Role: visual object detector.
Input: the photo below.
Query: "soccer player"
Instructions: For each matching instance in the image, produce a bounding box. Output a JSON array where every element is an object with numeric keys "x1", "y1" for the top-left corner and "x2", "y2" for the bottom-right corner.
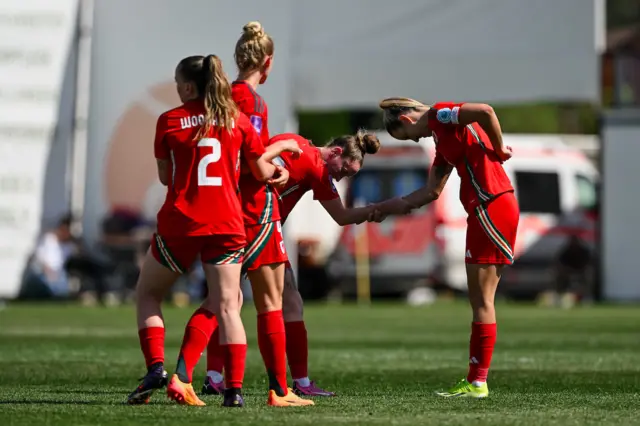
[
  {"x1": 269, "y1": 130, "x2": 381, "y2": 396},
  {"x1": 202, "y1": 21, "x2": 312, "y2": 407},
  {"x1": 126, "y1": 54, "x2": 299, "y2": 407},
  {"x1": 373, "y1": 98, "x2": 519, "y2": 398}
]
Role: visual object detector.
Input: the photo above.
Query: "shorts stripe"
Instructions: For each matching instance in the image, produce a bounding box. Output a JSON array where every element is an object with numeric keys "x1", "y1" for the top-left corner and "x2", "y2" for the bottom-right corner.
[
  {"x1": 243, "y1": 222, "x2": 275, "y2": 271},
  {"x1": 206, "y1": 248, "x2": 245, "y2": 265},
  {"x1": 475, "y1": 205, "x2": 514, "y2": 263},
  {"x1": 258, "y1": 185, "x2": 274, "y2": 224},
  {"x1": 154, "y1": 234, "x2": 185, "y2": 274}
]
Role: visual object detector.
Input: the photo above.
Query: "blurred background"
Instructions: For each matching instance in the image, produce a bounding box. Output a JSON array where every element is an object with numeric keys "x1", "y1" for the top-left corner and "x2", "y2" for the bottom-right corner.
[{"x1": 1, "y1": 0, "x2": 639, "y2": 309}]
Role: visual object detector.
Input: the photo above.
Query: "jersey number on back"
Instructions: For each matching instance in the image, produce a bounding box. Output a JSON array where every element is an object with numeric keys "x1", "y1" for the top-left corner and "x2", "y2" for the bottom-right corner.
[{"x1": 197, "y1": 138, "x2": 222, "y2": 186}]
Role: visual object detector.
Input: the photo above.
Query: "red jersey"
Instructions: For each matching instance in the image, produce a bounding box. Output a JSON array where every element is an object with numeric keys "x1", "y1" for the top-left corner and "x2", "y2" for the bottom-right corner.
[
  {"x1": 268, "y1": 133, "x2": 340, "y2": 223},
  {"x1": 154, "y1": 100, "x2": 265, "y2": 237},
  {"x1": 429, "y1": 102, "x2": 513, "y2": 213},
  {"x1": 232, "y1": 81, "x2": 280, "y2": 225}
]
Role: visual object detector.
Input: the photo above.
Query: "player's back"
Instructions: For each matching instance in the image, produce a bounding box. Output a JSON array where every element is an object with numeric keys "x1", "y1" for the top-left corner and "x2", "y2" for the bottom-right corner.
[
  {"x1": 269, "y1": 133, "x2": 337, "y2": 222},
  {"x1": 156, "y1": 100, "x2": 245, "y2": 237},
  {"x1": 429, "y1": 102, "x2": 513, "y2": 212},
  {"x1": 232, "y1": 80, "x2": 280, "y2": 225}
]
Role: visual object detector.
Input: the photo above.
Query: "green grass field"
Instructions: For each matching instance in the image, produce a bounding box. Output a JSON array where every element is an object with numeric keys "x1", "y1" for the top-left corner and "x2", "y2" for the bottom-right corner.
[{"x1": 0, "y1": 302, "x2": 639, "y2": 426}]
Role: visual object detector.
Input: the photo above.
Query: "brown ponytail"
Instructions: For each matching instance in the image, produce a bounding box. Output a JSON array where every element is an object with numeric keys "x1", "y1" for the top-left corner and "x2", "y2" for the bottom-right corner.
[
  {"x1": 327, "y1": 129, "x2": 381, "y2": 165},
  {"x1": 177, "y1": 54, "x2": 239, "y2": 137},
  {"x1": 379, "y1": 97, "x2": 426, "y2": 134}
]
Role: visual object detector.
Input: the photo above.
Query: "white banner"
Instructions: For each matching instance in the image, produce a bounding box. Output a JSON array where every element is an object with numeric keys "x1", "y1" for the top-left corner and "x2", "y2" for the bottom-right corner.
[
  {"x1": 0, "y1": 0, "x2": 79, "y2": 298},
  {"x1": 83, "y1": 0, "x2": 293, "y2": 244}
]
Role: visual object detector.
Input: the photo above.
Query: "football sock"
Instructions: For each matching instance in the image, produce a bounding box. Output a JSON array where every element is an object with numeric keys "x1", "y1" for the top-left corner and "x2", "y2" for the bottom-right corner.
[
  {"x1": 285, "y1": 321, "x2": 308, "y2": 380},
  {"x1": 467, "y1": 322, "x2": 497, "y2": 384},
  {"x1": 175, "y1": 308, "x2": 216, "y2": 383},
  {"x1": 138, "y1": 326, "x2": 165, "y2": 369},
  {"x1": 223, "y1": 344, "x2": 247, "y2": 389},
  {"x1": 257, "y1": 310, "x2": 288, "y2": 396}
]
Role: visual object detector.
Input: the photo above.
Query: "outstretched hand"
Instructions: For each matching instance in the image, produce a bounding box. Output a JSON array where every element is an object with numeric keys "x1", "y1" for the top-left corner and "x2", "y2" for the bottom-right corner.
[{"x1": 380, "y1": 197, "x2": 414, "y2": 215}]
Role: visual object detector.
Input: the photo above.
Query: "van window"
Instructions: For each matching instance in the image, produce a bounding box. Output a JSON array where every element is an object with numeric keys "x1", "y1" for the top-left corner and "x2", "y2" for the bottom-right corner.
[
  {"x1": 514, "y1": 171, "x2": 561, "y2": 214},
  {"x1": 349, "y1": 169, "x2": 427, "y2": 206},
  {"x1": 575, "y1": 174, "x2": 597, "y2": 210}
]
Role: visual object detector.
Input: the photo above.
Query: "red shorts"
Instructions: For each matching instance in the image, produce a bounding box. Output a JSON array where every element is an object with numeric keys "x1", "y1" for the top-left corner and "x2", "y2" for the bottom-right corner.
[
  {"x1": 243, "y1": 220, "x2": 288, "y2": 272},
  {"x1": 151, "y1": 233, "x2": 245, "y2": 274},
  {"x1": 466, "y1": 191, "x2": 519, "y2": 265}
]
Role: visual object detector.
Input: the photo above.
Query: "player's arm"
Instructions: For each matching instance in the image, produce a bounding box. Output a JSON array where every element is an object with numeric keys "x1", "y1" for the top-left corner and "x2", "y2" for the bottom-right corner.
[
  {"x1": 372, "y1": 154, "x2": 453, "y2": 217},
  {"x1": 154, "y1": 114, "x2": 170, "y2": 186},
  {"x1": 401, "y1": 161, "x2": 453, "y2": 208},
  {"x1": 457, "y1": 103, "x2": 511, "y2": 161},
  {"x1": 319, "y1": 198, "x2": 374, "y2": 226},
  {"x1": 262, "y1": 139, "x2": 302, "y2": 163}
]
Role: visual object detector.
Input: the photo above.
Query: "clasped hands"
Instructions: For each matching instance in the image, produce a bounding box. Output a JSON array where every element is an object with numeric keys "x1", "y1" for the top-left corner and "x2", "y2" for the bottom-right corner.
[{"x1": 364, "y1": 197, "x2": 416, "y2": 224}]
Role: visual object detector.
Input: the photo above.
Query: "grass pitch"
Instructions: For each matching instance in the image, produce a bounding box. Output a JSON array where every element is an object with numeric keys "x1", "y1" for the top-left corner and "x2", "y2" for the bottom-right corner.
[{"x1": 0, "y1": 301, "x2": 638, "y2": 425}]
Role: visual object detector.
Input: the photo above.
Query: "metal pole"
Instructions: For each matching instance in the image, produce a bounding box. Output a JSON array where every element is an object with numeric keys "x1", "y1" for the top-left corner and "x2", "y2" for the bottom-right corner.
[{"x1": 70, "y1": 0, "x2": 94, "y2": 237}]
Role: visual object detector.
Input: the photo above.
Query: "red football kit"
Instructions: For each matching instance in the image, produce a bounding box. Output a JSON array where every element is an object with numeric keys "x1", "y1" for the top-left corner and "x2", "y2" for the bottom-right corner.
[
  {"x1": 151, "y1": 100, "x2": 264, "y2": 273},
  {"x1": 268, "y1": 134, "x2": 341, "y2": 270},
  {"x1": 232, "y1": 81, "x2": 286, "y2": 271},
  {"x1": 429, "y1": 102, "x2": 519, "y2": 265},
  {"x1": 268, "y1": 134, "x2": 340, "y2": 223}
]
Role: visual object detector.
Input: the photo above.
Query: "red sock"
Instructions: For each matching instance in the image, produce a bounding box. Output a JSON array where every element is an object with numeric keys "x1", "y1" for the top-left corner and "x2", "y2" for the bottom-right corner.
[
  {"x1": 206, "y1": 320, "x2": 224, "y2": 373},
  {"x1": 258, "y1": 310, "x2": 288, "y2": 396},
  {"x1": 285, "y1": 321, "x2": 308, "y2": 380},
  {"x1": 138, "y1": 327, "x2": 165, "y2": 368},
  {"x1": 223, "y1": 344, "x2": 247, "y2": 389},
  {"x1": 176, "y1": 308, "x2": 216, "y2": 383},
  {"x1": 467, "y1": 322, "x2": 497, "y2": 383}
]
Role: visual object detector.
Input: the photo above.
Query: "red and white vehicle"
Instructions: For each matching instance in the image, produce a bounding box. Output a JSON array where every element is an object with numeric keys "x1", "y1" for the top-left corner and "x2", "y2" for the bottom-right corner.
[{"x1": 326, "y1": 132, "x2": 599, "y2": 298}]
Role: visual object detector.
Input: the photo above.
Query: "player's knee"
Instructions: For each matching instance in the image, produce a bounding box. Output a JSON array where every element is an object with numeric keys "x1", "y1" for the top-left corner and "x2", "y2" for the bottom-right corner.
[{"x1": 282, "y1": 288, "x2": 304, "y2": 321}]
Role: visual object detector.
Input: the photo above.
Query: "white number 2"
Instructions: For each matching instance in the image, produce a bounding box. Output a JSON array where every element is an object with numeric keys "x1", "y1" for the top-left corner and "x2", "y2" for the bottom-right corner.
[{"x1": 197, "y1": 138, "x2": 222, "y2": 186}]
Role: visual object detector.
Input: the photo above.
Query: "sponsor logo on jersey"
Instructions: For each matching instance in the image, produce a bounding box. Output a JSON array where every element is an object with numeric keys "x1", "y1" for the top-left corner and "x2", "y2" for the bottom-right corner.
[
  {"x1": 436, "y1": 108, "x2": 452, "y2": 124},
  {"x1": 250, "y1": 115, "x2": 263, "y2": 134}
]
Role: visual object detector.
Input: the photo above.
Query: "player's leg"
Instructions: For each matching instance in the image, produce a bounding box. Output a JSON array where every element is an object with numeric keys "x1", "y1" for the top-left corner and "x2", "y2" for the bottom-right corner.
[
  {"x1": 283, "y1": 265, "x2": 335, "y2": 397},
  {"x1": 437, "y1": 193, "x2": 519, "y2": 399},
  {"x1": 205, "y1": 240, "x2": 247, "y2": 407},
  {"x1": 245, "y1": 221, "x2": 313, "y2": 406},
  {"x1": 127, "y1": 234, "x2": 187, "y2": 404}
]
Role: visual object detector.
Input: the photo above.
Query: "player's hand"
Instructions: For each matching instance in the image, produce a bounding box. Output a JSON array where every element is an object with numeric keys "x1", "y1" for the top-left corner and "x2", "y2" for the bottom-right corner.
[
  {"x1": 376, "y1": 197, "x2": 414, "y2": 216},
  {"x1": 496, "y1": 146, "x2": 513, "y2": 162},
  {"x1": 368, "y1": 208, "x2": 387, "y2": 223},
  {"x1": 268, "y1": 165, "x2": 289, "y2": 189}
]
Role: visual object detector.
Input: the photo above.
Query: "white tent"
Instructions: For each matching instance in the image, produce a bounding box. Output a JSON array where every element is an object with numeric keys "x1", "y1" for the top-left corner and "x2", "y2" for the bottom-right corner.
[{"x1": 292, "y1": 0, "x2": 604, "y2": 108}]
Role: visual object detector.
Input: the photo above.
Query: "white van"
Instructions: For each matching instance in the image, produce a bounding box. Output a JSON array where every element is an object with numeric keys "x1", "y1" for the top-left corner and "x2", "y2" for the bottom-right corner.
[{"x1": 327, "y1": 132, "x2": 599, "y2": 297}]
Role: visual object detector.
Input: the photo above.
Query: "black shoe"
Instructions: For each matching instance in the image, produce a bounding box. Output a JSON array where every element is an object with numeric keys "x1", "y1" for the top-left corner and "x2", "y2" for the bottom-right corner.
[
  {"x1": 222, "y1": 388, "x2": 244, "y2": 407},
  {"x1": 127, "y1": 364, "x2": 168, "y2": 404}
]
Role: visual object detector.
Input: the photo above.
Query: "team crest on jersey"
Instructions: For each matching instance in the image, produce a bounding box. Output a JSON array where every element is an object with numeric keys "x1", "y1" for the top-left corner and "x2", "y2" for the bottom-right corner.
[
  {"x1": 436, "y1": 108, "x2": 452, "y2": 123},
  {"x1": 328, "y1": 173, "x2": 338, "y2": 194},
  {"x1": 250, "y1": 115, "x2": 263, "y2": 133}
]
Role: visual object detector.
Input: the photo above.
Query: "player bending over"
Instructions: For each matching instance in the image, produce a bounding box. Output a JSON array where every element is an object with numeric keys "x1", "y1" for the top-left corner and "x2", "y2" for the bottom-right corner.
[
  {"x1": 205, "y1": 129, "x2": 383, "y2": 397},
  {"x1": 373, "y1": 98, "x2": 518, "y2": 399}
]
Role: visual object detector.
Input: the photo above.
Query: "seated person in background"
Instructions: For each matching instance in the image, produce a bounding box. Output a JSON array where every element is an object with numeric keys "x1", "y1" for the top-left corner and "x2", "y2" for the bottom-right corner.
[
  {"x1": 21, "y1": 214, "x2": 76, "y2": 299},
  {"x1": 554, "y1": 234, "x2": 592, "y2": 307}
]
